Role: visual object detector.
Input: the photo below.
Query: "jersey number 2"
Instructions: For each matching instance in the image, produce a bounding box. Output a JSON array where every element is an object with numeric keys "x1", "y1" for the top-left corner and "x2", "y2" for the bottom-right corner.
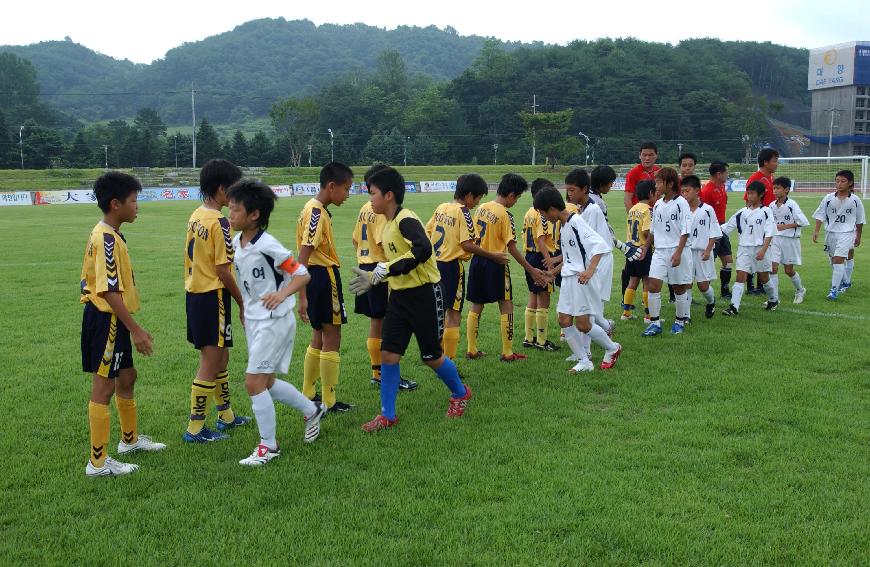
[{"x1": 433, "y1": 225, "x2": 446, "y2": 257}]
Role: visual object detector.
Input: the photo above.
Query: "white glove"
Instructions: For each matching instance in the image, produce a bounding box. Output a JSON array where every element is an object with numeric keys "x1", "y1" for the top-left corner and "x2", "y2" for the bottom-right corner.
[
  {"x1": 348, "y1": 263, "x2": 388, "y2": 296},
  {"x1": 616, "y1": 240, "x2": 643, "y2": 261}
]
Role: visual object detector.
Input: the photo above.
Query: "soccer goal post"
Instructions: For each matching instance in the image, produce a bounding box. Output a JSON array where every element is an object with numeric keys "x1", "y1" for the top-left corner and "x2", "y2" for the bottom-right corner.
[{"x1": 777, "y1": 156, "x2": 869, "y2": 198}]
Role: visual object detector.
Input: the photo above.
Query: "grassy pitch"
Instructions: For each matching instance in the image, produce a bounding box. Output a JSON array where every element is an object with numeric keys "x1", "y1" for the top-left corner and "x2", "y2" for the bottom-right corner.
[{"x1": 0, "y1": 189, "x2": 868, "y2": 565}]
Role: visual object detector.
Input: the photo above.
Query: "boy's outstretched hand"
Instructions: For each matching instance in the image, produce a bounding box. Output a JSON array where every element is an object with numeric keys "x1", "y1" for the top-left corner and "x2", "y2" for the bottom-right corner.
[{"x1": 132, "y1": 327, "x2": 153, "y2": 356}]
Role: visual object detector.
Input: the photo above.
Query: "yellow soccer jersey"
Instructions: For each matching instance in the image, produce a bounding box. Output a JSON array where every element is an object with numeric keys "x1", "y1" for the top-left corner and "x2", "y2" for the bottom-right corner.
[
  {"x1": 185, "y1": 206, "x2": 233, "y2": 293},
  {"x1": 553, "y1": 203, "x2": 580, "y2": 251},
  {"x1": 626, "y1": 202, "x2": 652, "y2": 247},
  {"x1": 473, "y1": 200, "x2": 516, "y2": 253},
  {"x1": 352, "y1": 201, "x2": 387, "y2": 264},
  {"x1": 383, "y1": 208, "x2": 441, "y2": 290},
  {"x1": 426, "y1": 202, "x2": 476, "y2": 262},
  {"x1": 296, "y1": 198, "x2": 340, "y2": 267},
  {"x1": 80, "y1": 222, "x2": 140, "y2": 313}
]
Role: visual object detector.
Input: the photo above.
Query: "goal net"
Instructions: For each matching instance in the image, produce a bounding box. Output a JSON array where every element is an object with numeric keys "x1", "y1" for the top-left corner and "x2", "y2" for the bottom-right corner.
[{"x1": 776, "y1": 156, "x2": 869, "y2": 198}]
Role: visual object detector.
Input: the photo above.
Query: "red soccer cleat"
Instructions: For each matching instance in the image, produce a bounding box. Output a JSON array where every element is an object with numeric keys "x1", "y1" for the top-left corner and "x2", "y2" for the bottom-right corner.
[
  {"x1": 499, "y1": 353, "x2": 528, "y2": 362},
  {"x1": 361, "y1": 414, "x2": 397, "y2": 432},
  {"x1": 599, "y1": 344, "x2": 622, "y2": 370},
  {"x1": 446, "y1": 384, "x2": 472, "y2": 418},
  {"x1": 465, "y1": 351, "x2": 487, "y2": 360}
]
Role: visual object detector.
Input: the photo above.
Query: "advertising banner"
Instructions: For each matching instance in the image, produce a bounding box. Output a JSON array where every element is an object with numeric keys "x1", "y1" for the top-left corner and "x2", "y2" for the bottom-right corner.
[
  {"x1": 0, "y1": 192, "x2": 33, "y2": 206},
  {"x1": 292, "y1": 183, "x2": 320, "y2": 196},
  {"x1": 140, "y1": 187, "x2": 201, "y2": 201},
  {"x1": 273, "y1": 185, "x2": 293, "y2": 198},
  {"x1": 808, "y1": 42, "x2": 856, "y2": 90},
  {"x1": 419, "y1": 180, "x2": 455, "y2": 193},
  {"x1": 33, "y1": 190, "x2": 97, "y2": 205}
]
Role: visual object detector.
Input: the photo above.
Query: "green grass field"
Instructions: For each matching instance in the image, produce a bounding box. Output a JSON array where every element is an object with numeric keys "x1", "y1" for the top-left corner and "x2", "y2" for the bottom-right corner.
[{"x1": 1, "y1": 188, "x2": 869, "y2": 566}]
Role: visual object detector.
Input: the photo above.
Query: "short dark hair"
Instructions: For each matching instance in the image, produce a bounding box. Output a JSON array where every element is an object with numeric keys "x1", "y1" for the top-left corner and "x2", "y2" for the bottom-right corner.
[
  {"x1": 590, "y1": 165, "x2": 617, "y2": 191},
  {"x1": 773, "y1": 176, "x2": 792, "y2": 191},
  {"x1": 757, "y1": 147, "x2": 779, "y2": 168},
  {"x1": 836, "y1": 169, "x2": 855, "y2": 188},
  {"x1": 200, "y1": 159, "x2": 242, "y2": 199},
  {"x1": 227, "y1": 179, "x2": 277, "y2": 230},
  {"x1": 709, "y1": 161, "x2": 729, "y2": 176},
  {"x1": 655, "y1": 167, "x2": 680, "y2": 194},
  {"x1": 364, "y1": 163, "x2": 389, "y2": 184},
  {"x1": 640, "y1": 141, "x2": 658, "y2": 153},
  {"x1": 455, "y1": 173, "x2": 489, "y2": 200},
  {"x1": 747, "y1": 180, "x2": 766, "y2": 198},
  {"x1": 368, "y1": 166, "x2": 406, "y2": 204},
  {"x1": 564, "y1": 168, "x2": 590, "y2": 188},
  {"x1": 533, "y1": 187, "x2": 566, "y2": 212},
  {"x1": 680, "y1": 175, "x2": 701, "y2": 189},
  {"x1": 678, "y1": 152, "x2": 697, "y2": 166},
  {"x1": 496, "y1": 173, "x2": 528, "y2": 197},
  {"x1": 93, "y1": 171, "x2": 142, "y2": 213},
  {"x1": 320, "y1": 161, "x2": 353, "y2": 188},
  {"x1": 635, "y1": 180, "x2": 655, "y2": 202},
  {"x1": 530, "y1": 177, "x2": 554, "y2": 197}
]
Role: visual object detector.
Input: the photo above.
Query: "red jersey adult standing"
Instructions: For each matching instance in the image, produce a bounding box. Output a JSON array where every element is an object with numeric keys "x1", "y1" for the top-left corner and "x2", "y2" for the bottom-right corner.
[
  {"x1": 700, "y1": 166, "x2": 729, "y2": 223},
  {"x1": 624, "y1": 142, "x2": 661, "y2": 211},
  {"x1": 743, "y1": 148, "x2": 779, "y2": 206}
]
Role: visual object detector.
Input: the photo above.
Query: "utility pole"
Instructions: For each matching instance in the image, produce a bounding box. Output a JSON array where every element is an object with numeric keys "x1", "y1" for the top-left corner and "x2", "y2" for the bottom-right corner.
[
  {"x1": 327, "y1": 129, "x2": 334, "y2": 162},
  {"x1": 531, "y1": 94, "x2": 539, "y2": 166},
  {"x1": 191, "y1": 89, "x2": 197, "y2": 168},
  {"x1": 174, "y1": 135, "x2": 178, "y2": 169},
  {"x1": 578, "y1": 131, "x2": 590, "y2": 168},
  {"x1": 307, "y1": 144, "x2": 312, "y2": 167},
  {"x1": 19, "y1": 125, "x2": 24, "y2": 169},
  {"x1": 493, "y1": 143, "x2": 499, "y2": 165},
  {"x1": 103, "y1": 145, "x2": 109, "y2": 168},
  {"x1": 826, "y1": 108, "x2": 841, "y2": 161},
  {"x1": 677, "y1": 143, "x2": 683, "y2": 155},
  {"x1": 404, "y1": 136, "x2": 410, "y2": 166},
  {"x1": 741, "y1": 135, "x2": 751, "y2": 164}
]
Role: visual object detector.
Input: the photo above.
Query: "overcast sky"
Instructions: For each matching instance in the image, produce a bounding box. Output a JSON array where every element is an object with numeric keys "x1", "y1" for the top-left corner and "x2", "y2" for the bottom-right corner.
[{"x1": 5, "y1": 0, "x2": 869, "y2": 64}]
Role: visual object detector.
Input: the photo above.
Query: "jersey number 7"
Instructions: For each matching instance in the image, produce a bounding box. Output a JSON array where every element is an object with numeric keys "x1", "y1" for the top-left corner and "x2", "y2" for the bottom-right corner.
[{"x1": 476, "y1": 219, "x2": 488, "y2": 246}]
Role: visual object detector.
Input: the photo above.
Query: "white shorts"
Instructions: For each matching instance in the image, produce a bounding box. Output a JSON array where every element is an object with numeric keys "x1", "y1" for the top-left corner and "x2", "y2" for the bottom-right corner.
[
  {"x1": 770, "y1": 237, "x2": 802, "y2": 265},
  {"x1": 824, "y1": 231, "x2": 855, "y2": 258},
  {"x1": 736, "y1": 245, "x2": 772, "y2": 274},
  {"x1": 691, "y1": 249, "x2": 717, "y2": 282},
  {"x1": 649, "y1": 247, "x2": 693, "y2": 285},
  {"x1": 557, "y1": 274, "x2": 603, "y2": 317},
  {"x1": 597, "y1": 253, "x2": 613, "y2": 302},
  {"x1": 244, "y1": 314, "x2": 296, "y2": 375}
]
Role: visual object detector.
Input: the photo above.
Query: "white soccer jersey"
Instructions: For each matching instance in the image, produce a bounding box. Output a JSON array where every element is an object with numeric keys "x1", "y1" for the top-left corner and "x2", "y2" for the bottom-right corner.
[
  {"x1": 588, "y1": 192, "x2": 608, "y2": 219},
  {"x1": 687, "y1": 203, "x2": 722, "y2": 250},
  {"x1": 771, "y1": 198, "x2": 809, "y2": 238},
  {"x1": 232, "y1": 230, "x2": 306, "y2": 320},
  {"x1": 580, "y1": 202, "x2": 611, "y2": 245},
  {"x1": 651, "y1": 195, "x2": 691, "y2": 248},
  {"x1": 559, "y1": 213, "x2": 611, "y2": 276},
  {"x1": 812, "y1": 192, "x2": 866, "y2": 233},
  {"x1": 721, "y1": 206, "x2": 775, "y2": 247}
]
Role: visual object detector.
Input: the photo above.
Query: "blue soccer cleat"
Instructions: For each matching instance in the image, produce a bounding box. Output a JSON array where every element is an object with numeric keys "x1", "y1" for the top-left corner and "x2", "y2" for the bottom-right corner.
[
  {"x1": 216, "y1": 415, "x2": 253, "y2": 431},
  {"x1": 839, "y1": 281, "x2": 851, "y2": 294},
  {"x1": 183, "y1": 427, "x2": 229, "y2": 443},
  {"x1": 670, "y1": 322, "x2": 684, "y2": 334},
  {"x1": 826, "y1": 287, "x2": 838, "y2": 301},
  {"x1": 641, "y1": 323, "x2": 662, "y2": 337}
]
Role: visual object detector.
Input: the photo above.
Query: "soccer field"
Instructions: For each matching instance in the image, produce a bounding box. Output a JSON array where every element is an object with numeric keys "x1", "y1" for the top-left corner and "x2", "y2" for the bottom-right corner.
[{"x1": 1, "y1": 189, "x2": 869, "y2": 565}]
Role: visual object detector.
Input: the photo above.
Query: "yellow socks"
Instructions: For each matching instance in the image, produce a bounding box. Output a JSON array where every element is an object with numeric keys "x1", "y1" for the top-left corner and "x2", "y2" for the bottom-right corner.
[
  {"x1": 88, "y1": 401, "x2": 110, "y2": 467},
  {"x1": 320, "y1": 351, "x2": 340, "y2": 408},
  {"x1": 535, "y1": 308, "x2": 549, "y2": 345},
  {"x1": 623, "y1": 288, "x2": 636, "y2": 317},
  {"x1": 187, "y1": 378, "x2": 214, "y2": 435},
  {"x1": 442, "y1": 326, "x2": 460, "y2": 360},
  {"x1": 213, "y1": 370, "x2": 236, "y2": 424},
  {"x1": 524, "y1": 307, "x2": 535, "y2": 342},
  {"x1": 466, "y1": 311, "x2": 480, "y2": 354},
  {"x1": 115, "y1": 396, "x2": 137, "y2": 446},
  {"x1": 500, "y1": 313, "x2": 514, "y2": 357},
  {"x1": 642, "y1": 290, "x2": 649, "y2": 314},
  {"x1": 303, "y1": 346, "x2": 321, "y2": 399},
  {"x1": 366, "y1": 338, "x2": 382, "y2": 380}
]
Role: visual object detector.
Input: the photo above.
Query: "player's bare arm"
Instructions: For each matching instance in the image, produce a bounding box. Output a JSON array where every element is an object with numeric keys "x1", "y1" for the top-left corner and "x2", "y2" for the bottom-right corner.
[
  {"x1": 757, "y1": 236, "x2": 772, "y2": 260},
  {"x1": 813, "y1": 219, "x2": 822, "y2": 242},
  {"x1": 671, "y1": 234, "x2": 688, "y2": 267},
  {"x1": 261, "y1": 269, "x2": 310, "y2": 311},
  {"x1": 104, "y1": 291, "x2": 152, "y2": 356},
  {"x1": 216, "y1": 262, "x2": 245, "y2": 325},
  {"x1": 578, "y1": 253, "x2": 602, "y2": 284},
  {"x1": 461, "y1": 240, "x2": 509, "y2": 265},
  {"x1": 296, "y1": 244, "x2": 315, "y2": 322}
]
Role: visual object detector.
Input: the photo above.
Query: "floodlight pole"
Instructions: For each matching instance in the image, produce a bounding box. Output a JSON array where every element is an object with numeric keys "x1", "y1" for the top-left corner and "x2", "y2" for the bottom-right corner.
[
  {"x1": 327, "y1": 129, "x2": 334, "y2": 162},
  {"x1": 191, "y1": 89, "x2": 197, "y2": 168},
  {"x1": 404, "y1": 137, "x2": 410, "y2": 166},
  {"x1": 19, "y1": 125, "x2": 24, "y2": 169},
  {"x1": 493, "y1": 143, "x2": 499, "y2": 165},
  {"x1": 826, "y1": 108, "x2": 840, "y2": 161},
  {"x1": 578, "y1": 131, "x2": 590, "y2": 168},
  {"x1": 174, "y1": 135, "x2": 178, "y2": 169},
  {"x1": 307, "y1": 144, "x2": 312, "y2": 167},
  {"x1": 103, "y1": 145, "x2": 109, "y2": 168}
]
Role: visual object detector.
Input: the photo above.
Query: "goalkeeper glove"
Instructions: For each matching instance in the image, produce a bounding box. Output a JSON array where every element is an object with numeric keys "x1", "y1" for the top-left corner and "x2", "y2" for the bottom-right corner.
[
  {"x1": 348, "y1": 263, "x2": 388, "y2": 295},
  {"x1": 616, "y1": 240, "x2": 643, "y2": 261}
]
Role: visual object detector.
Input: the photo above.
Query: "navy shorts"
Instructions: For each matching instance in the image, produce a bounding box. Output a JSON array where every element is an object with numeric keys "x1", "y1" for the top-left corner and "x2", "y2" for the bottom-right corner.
[
  {"x1": 466, "y1": 255, "x2": 512, "y2": 304},
  {"x1": 187, "y1": 289, "x2": 233, "y2": 349},
  {"x1": 714, "y1": 233, "x2": 733, "y2": 259},
  {"x1": 437, "y1": 260, "x2": 466, "y2": 312},
  {"x1": 524, "y1": 251, "x2": 553, "y2": 294},
  {"x1": 353, "y1": 263, "x2": 388, "y2": 319},
  {"x1": 623, "y1": 252, "x2": 653, "y2": 279},
  {"x1": 306, "y1": 265, "x2": 347, "y2": 330},
  {"x1": 381, "y1": 283, "x2": 444, "y2": 361},
  {"x1": 82, "y1": 302, "x2": 133, "y2": 379}
]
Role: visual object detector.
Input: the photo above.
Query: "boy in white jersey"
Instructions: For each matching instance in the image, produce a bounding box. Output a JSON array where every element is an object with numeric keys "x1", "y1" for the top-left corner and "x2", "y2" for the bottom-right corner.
[
  {"x1": 534, "y1": 187, "x2": 622, "y2": 372},
  {"x1": 227, "y1": 180, "x2": 326, "y2": 466},
  {"x1": 812, "y1": 170, "x2": 865, "y2": 300},
  {"x1": 680, "y1": 175, "x2": 721, "y2": 319},
  {"x1": 720, "y1": 181, "x2": 777, "y2": 315},
  {"x1": 770, "y1": 176, "x2": 809, "y2": 304},
  {"x1": 642, "y1": 167, "x2": 693, "y2": 336}
]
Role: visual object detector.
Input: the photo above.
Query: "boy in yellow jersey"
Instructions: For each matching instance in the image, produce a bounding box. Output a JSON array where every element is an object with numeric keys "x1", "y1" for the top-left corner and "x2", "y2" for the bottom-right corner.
[
  {"x1": 466, "y1": 173, "x2": 548, "y2": 362},
  {"x1": 348, "y1": 167, "x2": 471, "y2": 431},
  {"x1": 426, "y1": 173, "x2": 503, "y2": 360},
  {"x1": 622, "y1": 180, "x2": 655, "y2": 321},
  {"x1": 183, "y1": 159, "x2": 250, "y2": 443},
  {"x1": 81, "y1": 172, "x2": 165, "y2": 477},
  {"x1": 522, "y1": 178, "x2": 559, "y2": 352},
  {"x1": 352, "y1": 164, "x2": 417, "y2": 390},
  {"x1": 297, "y1": 162, "x2": 353, "y2": 413}
]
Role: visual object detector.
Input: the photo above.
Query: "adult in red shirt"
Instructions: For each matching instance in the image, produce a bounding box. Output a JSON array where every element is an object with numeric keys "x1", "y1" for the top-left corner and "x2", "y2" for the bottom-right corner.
[
  {"x1": 743, "y1": 147, "x2": 779, "y2": 207},
  {"x1": 700, "y1": 161, "x2": 734, "y2": 298},
  {"x1": 624, "y1": 142, "x2": 661, "y2": 212}
]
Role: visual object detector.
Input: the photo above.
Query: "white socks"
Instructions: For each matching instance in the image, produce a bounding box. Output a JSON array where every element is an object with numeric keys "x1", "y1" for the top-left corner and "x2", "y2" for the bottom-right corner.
[
  {"x1": 763, "y1": 281, "x2": 778, "y2": 302},
  {"x1": 587, "y1": 323, "x2": 617, "y2": 352},
  {"x1": 269, "y1": 379, "x2": 316, "y2": 418},
  {"x1": 674, "y1": 292, "x2": 690, "y2": 322},
  {"x1": 844, "y1": 259, "x2": 854, "y2": 284},
  {"x1": 250, "y1": 391, "x2": 277, "y2": 450},
  {"x1": 648, "y1": 292, "x2": 662, "y2": 323},
  {"x1": 790, "y1": 272, "x2": 803, "y2": 290},
  {"x1": 731, "y1": 282, "x2": 745, "y2": 309},
  {"x1": 562, "y1": 326, "x2": 588, "y2": 362},
  {"x1": 701, "y1": 287, "x2": 715, "y2": 305},
  {"x1": 832, "y1": 263, "x2": 845, "y2": 289}
]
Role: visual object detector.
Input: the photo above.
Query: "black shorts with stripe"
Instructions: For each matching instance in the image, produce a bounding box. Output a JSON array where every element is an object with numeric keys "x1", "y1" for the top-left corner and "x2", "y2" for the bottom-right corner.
[
  {"x1": 82, "y1": 302, "x2": 133, "y2": 379},
  {"x1": 714, "y1": 232, "x2": 733, "y2": 259},
  {"x1": 186, "y1": 288, "x2": 233, "y2": 349},
  {"x1": 381, "y1": 283, "x2": 444, "y2": 361},
  {"x1": 466, "y1": 255, "x2": 512, "y2": 304},
  {"x1": 437, "y1": 259, "x2": 466, "y2": 312},
  {"x1": 353, "y1": 263, "x2": 388, "y2": 319},
  {"x1": 524, "y1": 251, "x2": 554, "y2": 294},
  {"x1": 307, "y1": 265, "x2": 347, "y2": 330}
]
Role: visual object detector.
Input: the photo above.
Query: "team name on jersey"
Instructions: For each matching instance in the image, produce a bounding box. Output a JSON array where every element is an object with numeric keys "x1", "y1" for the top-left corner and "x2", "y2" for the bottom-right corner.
[
  {"x1": 187, "y1": 219, "x2": 210, "y2": 241},
  {"x1": 433, "y1": 211, "x2": 457, "y2": 227},
  {"x1": 357, "y1": 209, "x2": 379, "y2": 224},
  {"x1": 477, "y1": 207, "x2": 502, "y2": 225}
]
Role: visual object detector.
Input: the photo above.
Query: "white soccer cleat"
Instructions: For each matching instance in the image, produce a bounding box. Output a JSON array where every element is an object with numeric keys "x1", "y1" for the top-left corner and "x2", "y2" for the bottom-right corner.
[
  {"x1": 117, "y1": 434, "x2": 167, "y2": 455},
  {"x1": 793, "y1": 288, "x2": 806, "y2": 304},
  {"x1": 565, "y1": 353, "x2": 581, "y2": 362},
  {"x1": 303, "y1": 402, "x2": 326, "y2": 444},
  {"x1": 569, "y1": 359, "x2": 594, "y2": 373},
  {"x1": 239, "y1": 444, "x2": 281, "y2": 466},
  {"x1": 85, "y1": 456, "x2": 140, "y2": 477}
]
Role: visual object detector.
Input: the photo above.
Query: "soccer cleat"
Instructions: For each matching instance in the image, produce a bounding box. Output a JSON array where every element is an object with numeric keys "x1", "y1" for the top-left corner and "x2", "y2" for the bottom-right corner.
[
  {"x1": 465, "y1": 350, "x2": 487, "y2": 360},
  {"x1": 600, "y1": 344, "x2": 622, "y2": 370},
  {"x1": 303, "y1": 402, "x2": 326, "y2": 443},
  {"x1": 839, "y1": 281, "x2": 851, "y2": 294},
  {"x1": 605, "y1": 319, "x2": 615, "y2": 337},
  {"x1": 361, "y1": 414, "x2": 398, "y2": 432},
  {"x1": 534, "y1": 340, "x2": 560, "y2": 352},
  {"x1": 216, "y1": 414, "x2": 253, "y2": 431},
  {"x1": 670, "y1": 322, "x2": 684, "y2": 334},
  {"x1": 749, "y1": 287, "x2": 765, "y2": 296},
  {"x1": 643, "y1": 316, "x2": 653, "y2": 325},
  {"x1": 793, "y1": 288, "x2": 806, "y2": 304},
  {"x1": 312, "y1": 393, "x2": 322, "y2": 403},
  {"x1": 705, "y1": 303, "x2": 715, "y2": 319},
  {"x1": 399, "y1": 378, "x2": 418, "y2": 391},
  {"x1": 721, "y1": 288, "x2": 732, "y2": 299},
  {"x1": 826, "y1": 287, "x2": 838, "y2": 301},
  {"x1": 764, "y1": 300, "x2": 779, "y2": 311},
  {"x1": 85, "y1": 456, "x2": 139, "y2": 477},
  {"x1": 239, "y1": 444, "x2": 281, "y2": 466},
  {"x1": 521, "y1": 339, "x2": 537, "y2": 349},
  {"x1": 446, "y1": 384, "x2": 472, "y2": 418},
  {"x1": 117, "y1": 434, "x2": 166, "y2": 455},
  {"x1": 499, "y1": 353, "x2": 528, "y2": 362},
  {"x1": 327, "y1": 401, "x2": 354, "y2": 413},
  {"x1": 569, "y1": 359, "x2": 594, "y2": 373},
  {"x1": 641, "y1": 323, "x2": 662, "y2": 337},
  {"x1": 620, "y1": 313, "x2": 635, "y2": 321},
  {"x1": 565, "y1": 352, "x2": 581, "y2": 362},
  {"x1": 183, "y1": 426, "x2": 229, "y2": 443},
  {"x1": 722, "y1": 304, "x2": 739, "y2": 316}
]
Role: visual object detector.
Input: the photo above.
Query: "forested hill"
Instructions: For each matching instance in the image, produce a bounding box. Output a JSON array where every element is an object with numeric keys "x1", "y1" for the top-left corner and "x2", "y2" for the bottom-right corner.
[{"x1": 1, "y1": 18, "x2": 523, "y2": 123}]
